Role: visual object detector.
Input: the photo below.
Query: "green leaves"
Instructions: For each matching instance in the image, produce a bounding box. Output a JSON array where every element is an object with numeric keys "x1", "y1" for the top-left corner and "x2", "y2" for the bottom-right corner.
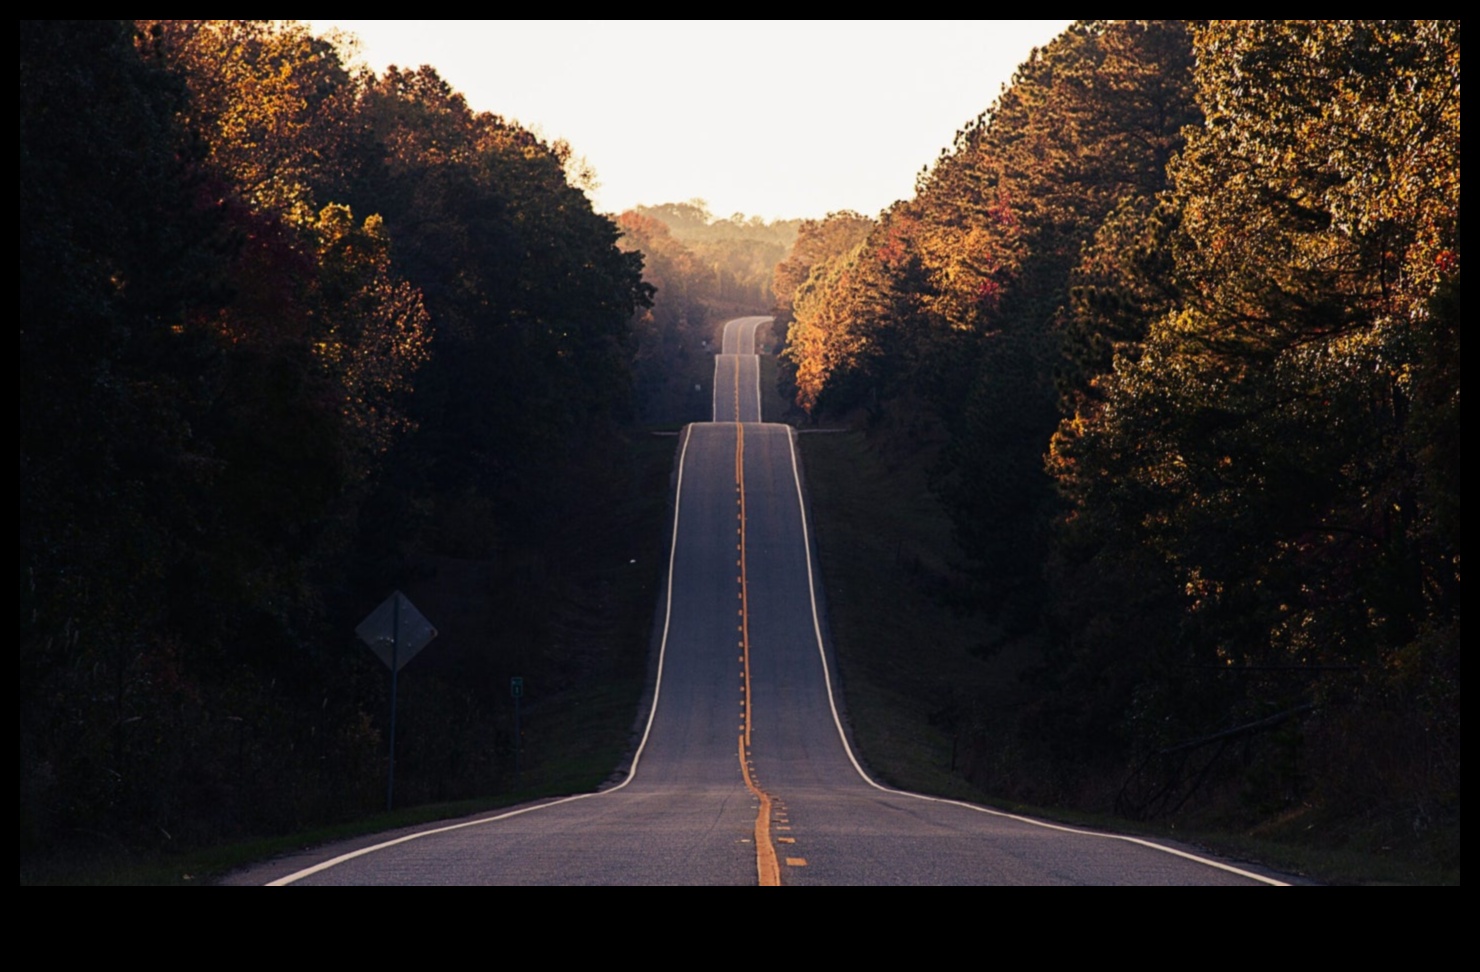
[{"x1": 1044, "y1": 22, "x2": 1460, "y2": 820}]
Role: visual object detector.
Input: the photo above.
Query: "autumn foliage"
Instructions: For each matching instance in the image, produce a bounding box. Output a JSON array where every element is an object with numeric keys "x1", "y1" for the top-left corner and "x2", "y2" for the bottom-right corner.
[
  {"x1": 779, "y1": 21, "x2": 1459, "y2": 858},
  {"x1": 21, "y1": 21, "x2": 649, "y2": 854}
]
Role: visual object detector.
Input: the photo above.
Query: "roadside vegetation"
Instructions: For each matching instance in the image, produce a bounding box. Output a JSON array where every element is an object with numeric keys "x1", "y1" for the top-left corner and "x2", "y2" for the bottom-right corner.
[
  {"x1": 798, "y1": 425, "x2": 1456, "y2": 885},
  {"x1": 777, "y1": 20, "x2": 1459, "y2": 884}
]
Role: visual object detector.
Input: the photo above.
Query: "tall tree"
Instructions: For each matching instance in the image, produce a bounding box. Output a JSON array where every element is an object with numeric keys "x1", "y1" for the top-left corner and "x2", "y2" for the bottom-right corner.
[
  {"x1": 773, "y1": 210, "x2": 875, "y2": 322},
  {"x1": 351, "y1": 64, "x2": 647, "y2": 544},
  {"x1": 929, "y1": 21, "x2": 1200, "y2": 628}
]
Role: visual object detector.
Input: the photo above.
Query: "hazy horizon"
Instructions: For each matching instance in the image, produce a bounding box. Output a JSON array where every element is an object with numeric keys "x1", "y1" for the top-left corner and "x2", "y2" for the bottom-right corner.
[{"x1": 311, "y1": 19, "x2": 1073, "y2": 221}]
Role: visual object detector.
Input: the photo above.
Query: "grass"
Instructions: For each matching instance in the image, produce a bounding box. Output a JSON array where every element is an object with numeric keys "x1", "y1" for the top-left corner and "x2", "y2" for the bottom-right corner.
[
  {"x1": 758, "y1": 352, "x2": 796, "y2": 425},
  {"x1": 20, "y1": 790, "x2": 574, "y2": 886},
  {"x1": 795, "y1": 423, "x2": 1459, "y2": 885},
  {"x1": 795, "y1": 427, "x2": 1033, "y2": 800}
]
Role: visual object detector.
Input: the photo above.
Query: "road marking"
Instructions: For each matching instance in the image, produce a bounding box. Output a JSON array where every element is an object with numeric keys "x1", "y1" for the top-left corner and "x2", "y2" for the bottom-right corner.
[
  {"x1": 735, "y1": 416, "x2": 783, "y2": 887},
  {"x1": 785, "y1": 858, "x2": 808, "y2": 867},
  {"x1": 740, "y1": 735, "x2": 780, "y2": 887},
  {"x1": 737, "y1": 421, "x2": 751, "y2": 748},
  {"x1": 752, "y1": 343, "x2": 762, "y2": 421}
]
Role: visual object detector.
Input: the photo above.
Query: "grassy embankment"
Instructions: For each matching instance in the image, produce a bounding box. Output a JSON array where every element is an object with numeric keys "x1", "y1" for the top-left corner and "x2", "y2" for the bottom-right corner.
[
  {"x1": 778, "y1": 356, "x2": 1457, "y2": 884},
  {"x1": 758, "y1": 334, "x2": 1012, "y2": 800},
  {"x1": 21, "y1": 430, "x2": 679, "y2": 886}
]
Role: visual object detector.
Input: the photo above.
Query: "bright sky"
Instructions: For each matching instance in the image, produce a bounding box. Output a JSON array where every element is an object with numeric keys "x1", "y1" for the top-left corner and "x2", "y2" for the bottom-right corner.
[{"x1": 312, "y1": 20, "x2": 1073, "y2": 222}]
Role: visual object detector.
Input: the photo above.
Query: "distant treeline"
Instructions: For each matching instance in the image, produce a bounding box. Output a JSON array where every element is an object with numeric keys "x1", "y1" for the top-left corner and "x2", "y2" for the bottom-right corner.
[
  {"x1": 21, "y1": 21, "x2": 651, "y2": 853},
  {"x1": 774, "y1": 21, "x2": 1459, "y2": 849},
  {"x1": 618, "y1": 200, "x2": 798, "y2": 422}
]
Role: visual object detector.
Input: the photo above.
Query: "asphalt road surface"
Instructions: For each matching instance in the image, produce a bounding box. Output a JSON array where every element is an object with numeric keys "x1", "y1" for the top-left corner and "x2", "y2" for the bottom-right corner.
[{"x1": 235, "y1": 317, "x2": 1286, "y2": 885}]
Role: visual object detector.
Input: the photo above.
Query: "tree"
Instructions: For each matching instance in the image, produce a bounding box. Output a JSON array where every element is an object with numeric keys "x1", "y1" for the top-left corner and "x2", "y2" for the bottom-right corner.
[
  {"x1": 616, "y1": 211, "x2": 704, "y2": 422},
  {"x1": 931, "y1": 21, "x2": 1200, "y2": 626},
  {"x1": 772, "y1": 210, "x2": 875, "y2": 320},
  {"x1": 1046, "y1": 21, "x2": 1460, "y2": 818},
  {"x1": 137, "y1": 20, "x2": 364, "y2": 219},
  {"x1": 351, "y1": 64, "x2": 647, "y2": 543}
]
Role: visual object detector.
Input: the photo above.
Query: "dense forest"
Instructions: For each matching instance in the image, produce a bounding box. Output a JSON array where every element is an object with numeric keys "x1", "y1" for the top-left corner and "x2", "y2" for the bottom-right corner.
[
  {"x1": 632, "y1": 200, "x2": 799, "y2": 311},
  {"x1": 20, "y1": 20, "x2": 656, "y2": 856},
  {"x1": 777, "y1": 20, "x2": 1459, "y2": 856}
]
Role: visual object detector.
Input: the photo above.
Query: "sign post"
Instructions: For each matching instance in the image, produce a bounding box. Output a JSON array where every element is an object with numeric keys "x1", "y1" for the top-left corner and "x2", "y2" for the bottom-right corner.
[
  {"x1": 357, "y1": 591, "x2": 437, "y2": 811},
  {"x1": 510, "y1": 676, "x2": 524, "y2": 786}
]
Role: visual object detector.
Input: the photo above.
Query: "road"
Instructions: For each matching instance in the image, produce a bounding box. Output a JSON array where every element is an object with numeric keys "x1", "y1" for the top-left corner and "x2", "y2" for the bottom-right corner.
[{"x1": 236, "y1": 316, "x2": 1285, "y2": 885}]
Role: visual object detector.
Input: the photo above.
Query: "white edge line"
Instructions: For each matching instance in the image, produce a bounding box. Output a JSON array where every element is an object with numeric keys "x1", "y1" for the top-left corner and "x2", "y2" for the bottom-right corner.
[
  {"x1": 626, "y1": 422, "x2": 692, "y2": 785},
  {"x1": 780, "y1": 427, "x2": 1290, "y2": 887},
  {"x1": 267, "y1": 425, "x2": 697, "y2": 886},
  {"x1": 751, "y1": 325, "x2": 764, "y2": 421},
  {"x1": 711, "y1": 354, "x2": 720, "y2": 422}
]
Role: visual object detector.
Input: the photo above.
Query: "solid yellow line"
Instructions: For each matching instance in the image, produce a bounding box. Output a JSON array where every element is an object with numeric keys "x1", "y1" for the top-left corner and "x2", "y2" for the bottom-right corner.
[
  {"x1": 735, "y1": 419, "x2": 779, "y2": 886},
  {"x1": 740, "y1": 735, "x2": 779, "y2": 886}
]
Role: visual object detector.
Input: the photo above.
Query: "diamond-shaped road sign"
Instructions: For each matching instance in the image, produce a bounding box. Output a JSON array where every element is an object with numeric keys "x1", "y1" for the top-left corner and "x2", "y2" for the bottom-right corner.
[{"x1": 356, "y1": 591, "x2": 436, "y2": 673}]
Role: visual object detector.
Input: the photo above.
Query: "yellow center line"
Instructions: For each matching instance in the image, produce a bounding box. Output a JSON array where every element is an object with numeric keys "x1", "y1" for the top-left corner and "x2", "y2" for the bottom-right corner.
[
  {"x1": 735, "y1": 417, "x2": 779, "y2": 887},
  {"x1": 739, "y1": 735, "x2": 778, "y2": 886}
]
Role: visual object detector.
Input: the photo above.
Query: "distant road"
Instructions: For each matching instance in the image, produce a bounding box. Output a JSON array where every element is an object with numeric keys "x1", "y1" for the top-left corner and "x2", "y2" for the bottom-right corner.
[
  {"x1": 236, "y1": 317, "x2": 1285, "y2": 885},
  {"x1": 713, "y1": 315, "x2": 766, "y2": 423}
]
